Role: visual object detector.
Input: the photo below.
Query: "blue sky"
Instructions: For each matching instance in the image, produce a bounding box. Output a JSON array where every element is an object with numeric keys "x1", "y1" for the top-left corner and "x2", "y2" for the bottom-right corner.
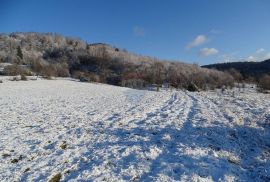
[{"x1": 1, "y1": 0, "x2": 270, "y2": 65}]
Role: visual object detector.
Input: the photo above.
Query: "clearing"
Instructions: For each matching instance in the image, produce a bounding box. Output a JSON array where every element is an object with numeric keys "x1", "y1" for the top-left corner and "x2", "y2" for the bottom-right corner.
[{"x1": 0, "y1": 79, "x2": 269, "y2": 181}]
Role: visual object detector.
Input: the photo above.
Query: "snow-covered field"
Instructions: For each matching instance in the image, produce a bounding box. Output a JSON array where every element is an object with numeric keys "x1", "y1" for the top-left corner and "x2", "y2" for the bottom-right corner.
[{"x1": 0, "y1": 79, "x2": 269, "y2": 181}]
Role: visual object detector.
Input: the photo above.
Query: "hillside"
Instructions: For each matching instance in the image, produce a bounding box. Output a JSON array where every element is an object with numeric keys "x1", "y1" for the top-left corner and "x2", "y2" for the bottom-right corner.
[
  {"x1": 202, "y1": 59, "x2": 270, "y2": 78},
  {"x1": 0, "y1": 32, "x2": 234, "y2": 90}
]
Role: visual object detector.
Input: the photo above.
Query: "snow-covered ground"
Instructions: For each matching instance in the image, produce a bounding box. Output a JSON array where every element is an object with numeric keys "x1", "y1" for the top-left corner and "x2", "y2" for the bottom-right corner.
[{"x1": 0, "y1": 79, "x2": 269, "y2": 181}]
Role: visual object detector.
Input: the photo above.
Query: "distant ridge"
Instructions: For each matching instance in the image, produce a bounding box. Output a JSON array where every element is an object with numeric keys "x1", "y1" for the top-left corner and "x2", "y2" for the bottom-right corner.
[{"x1": 202, "y1": 59, "x2": 270, "y2": 78}]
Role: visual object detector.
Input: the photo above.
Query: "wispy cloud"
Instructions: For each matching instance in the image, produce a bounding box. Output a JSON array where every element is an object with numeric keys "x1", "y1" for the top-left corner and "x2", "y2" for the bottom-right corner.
[
  {"x1": 218, "y1": 54, "x2": 240, "y2": 63},
  {"x1": 218, "y1": 49, "x2": 270, "y2": 63},
  {"x1": 255, "y1": 48, "x2": 265, "y2": 54},
  {"x1": 246, "y1": 48, "x2": 270, "y2": 62},
  {"x1": 133, "y1": 26, "x2": 145, "y2": 37},
  {"x1": 186, "y1": 35, "x2": 207, "y2": 49},
  {"x1": 199, "y1": 47, "x2": 219, "y2": 57}
]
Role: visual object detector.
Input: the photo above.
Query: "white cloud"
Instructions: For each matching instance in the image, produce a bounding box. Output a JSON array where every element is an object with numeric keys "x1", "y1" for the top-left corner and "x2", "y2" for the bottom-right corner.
[
  {"x1": 246, "y1": 48, "x2": 270, "y2": 62},
  {"x1": 218, "y1": 49, "x2": 270, "y2": 63},
  {"x1": 186, "y1": 35, "x2": 207, "y2": 49},
  {"x1": 133, "y1": 26, "x2": 145, "y2": 37},
  {"x1": 256, "y1": 48, "x2": 265, "y2": 53},
  {"x1": 218, "y1": 54, "x2": 241, "y2": 63},
  {"x1": 199, "y1": 47, "x2": 219, "y2": 57}
]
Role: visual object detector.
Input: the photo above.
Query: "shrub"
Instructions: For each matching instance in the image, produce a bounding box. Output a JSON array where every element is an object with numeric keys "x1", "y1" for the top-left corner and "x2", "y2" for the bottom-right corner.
[
  {"x1": 41, "y1": 64, "x2": 57, "y2": 79},
  {"x1": 3, "y1": 65, "x2": 30, "y2": 76},
  {"x1": 79, "y1": 76, "x2": 90, "y2": 82},
  {"x1": 227, "y1": 68, "x2": 243, "y2": 82},
  {"x1": 187, "y1": 82, "x2": 199, "y2": 92},
  {"x1": 55, "y1": 63, "x2": 70, "y2": 77},
  {"x1": 72, "y1": 70, "x2": 84, "y2": 79},
  {"x1": 30, "y1": 58, "x2": 46, "y2": 75},
  {"x1": 72, "y1": 71, "x2": 99, "y2": 82},
  {"x1": 21, "y1": 74, "x2": 27, "y2": 81},
  {"x1": 88, "y1": 73, "x2": 100, "y2": 82},
  {"x1": 31, "y1": 59, "x2": 70, "y2": 78},
  {"x1": 258, "y1": 74, "x2": 270, "y2": 92},
  {"x1": 48, "y1": 173, "x2": 62, "y2": 182}
]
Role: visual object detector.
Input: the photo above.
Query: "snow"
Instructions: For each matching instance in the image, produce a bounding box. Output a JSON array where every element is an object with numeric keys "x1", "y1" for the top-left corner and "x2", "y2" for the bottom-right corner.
[{"x1": 0, "y1": 79, "x2": 269, "y2": 181}]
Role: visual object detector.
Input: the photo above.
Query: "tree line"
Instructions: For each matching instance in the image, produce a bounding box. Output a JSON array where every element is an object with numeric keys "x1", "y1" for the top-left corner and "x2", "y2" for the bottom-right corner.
[{"x1": 1, "y1": 32, "x2": 262, "y2": 91}]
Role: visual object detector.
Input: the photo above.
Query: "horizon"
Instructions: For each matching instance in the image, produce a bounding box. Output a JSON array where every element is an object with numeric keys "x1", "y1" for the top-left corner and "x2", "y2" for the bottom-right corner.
[{"x1": 1, "y1": 0, "x2": 270, "y2": 65}]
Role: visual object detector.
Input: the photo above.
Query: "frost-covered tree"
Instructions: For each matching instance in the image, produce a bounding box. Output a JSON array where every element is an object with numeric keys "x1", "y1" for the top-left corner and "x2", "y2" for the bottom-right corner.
[{"x1": 0, "y1": 32, "x2": 236, "y2": 89}]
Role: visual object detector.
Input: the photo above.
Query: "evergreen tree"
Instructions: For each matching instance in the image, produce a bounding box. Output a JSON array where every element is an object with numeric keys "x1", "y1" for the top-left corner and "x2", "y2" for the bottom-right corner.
[
  {"x1": 17, "y1": 46, "x2": 23, "y2": 59},
  {"x1": 86, "y1": 43, "x2": 90, "y2": 50}
]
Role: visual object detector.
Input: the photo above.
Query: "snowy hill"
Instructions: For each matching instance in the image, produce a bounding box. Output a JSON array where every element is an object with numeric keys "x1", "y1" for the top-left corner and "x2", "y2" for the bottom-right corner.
[
  {"x1": 0, "y1": 79, "x2": 269, "y2": 181},
  {"x1": 0, "y1": 32, "x2": 234, "y2": 90}
]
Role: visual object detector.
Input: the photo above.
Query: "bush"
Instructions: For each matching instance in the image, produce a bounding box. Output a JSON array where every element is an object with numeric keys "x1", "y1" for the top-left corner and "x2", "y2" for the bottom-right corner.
[
  {"x1": 55, "y1": 63, "x2": 70, "y2": 77},
  {"x1": 3, "y1": 65, "x2": 30, "y2": 76},
  {"x1": 79, "y1": 76, "x2": 90, "y2": 82},
  {"x1": 187, "y1": 82, "x2": 199, "y2": 92},
  {"x1": 48, "y1": 173, "x2": 62, "y2": 182},
  {"x1": 41, "y1": 64, "x2": 57, "y2": 79},
  {"x1": 72, "y1": 70, "x2": 84, "y2": 79},
  {"x1": 72, "y1": 71, "x2": 99, "y2": 82},
  {"x1": 31, "y1": 59, "x2": 70, "y2": 78},
  {"x1": 21, "y1": 74, "x2": 27, "y2": 81},
  {"x1": 258, "y1": 75, "x2": 270, "y2": 92},
  {"x1": 30, "y1": 58, "x2": 46, "y2": 75}
]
